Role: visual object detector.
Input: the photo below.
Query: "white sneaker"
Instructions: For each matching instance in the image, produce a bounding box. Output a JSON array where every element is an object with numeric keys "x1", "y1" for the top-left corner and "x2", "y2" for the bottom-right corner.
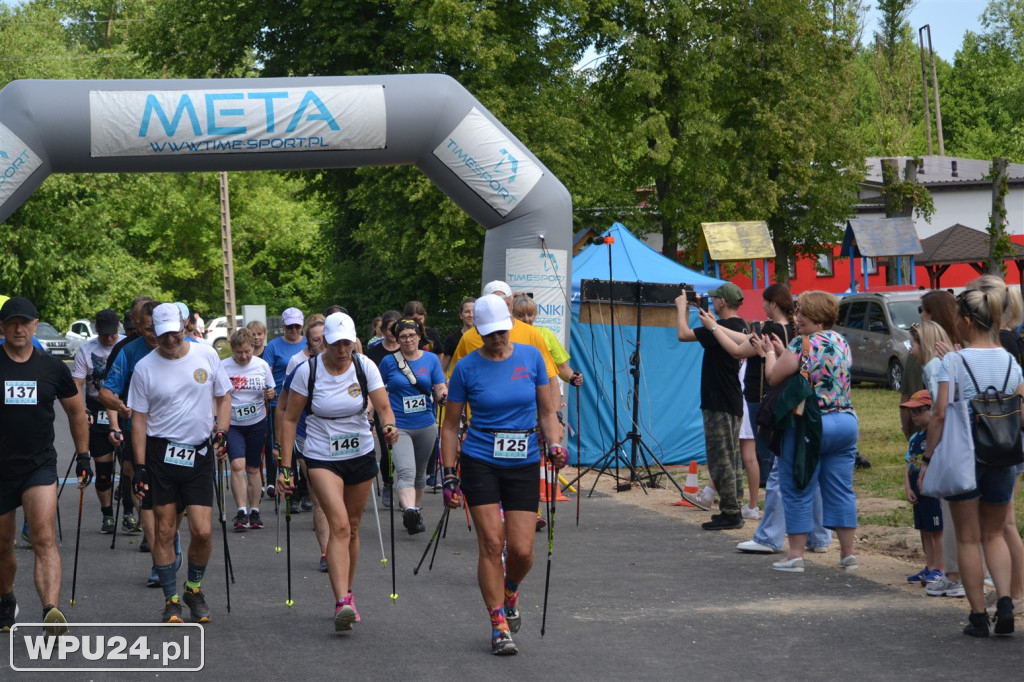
[
  {"x1": 807, "y1": 545, "x2": 829, "y2": 553},
  {"x1": 697, "y1": 487, "x2": 715, "y2": 509},
  {"x1": 772, "y1": 557, "x2": 805, "y2": 573},
  {"x1": 925, "y1": 576, "x2": 965, "y2": 597},
  {"x1": 838, "y1": 555, "x2": 858, "y2": 570},
  {"x1": 741, "y1": 505, "x2": 761, "y2": 520},
  {"x1": 737, "y1": 540, "x2": 778, "y2": 554}
]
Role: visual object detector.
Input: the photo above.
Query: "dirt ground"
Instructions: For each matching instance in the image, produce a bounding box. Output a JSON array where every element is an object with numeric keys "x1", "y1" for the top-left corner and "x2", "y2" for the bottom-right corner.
[{"x1": 564, "y1": 466, "x2": 1021, "y2": 617}]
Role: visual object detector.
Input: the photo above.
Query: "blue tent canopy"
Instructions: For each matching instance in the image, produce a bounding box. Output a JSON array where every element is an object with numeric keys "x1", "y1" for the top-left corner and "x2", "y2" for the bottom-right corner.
[{"x1": 567, "y1": 223, "x2": 727, "y2": 467}]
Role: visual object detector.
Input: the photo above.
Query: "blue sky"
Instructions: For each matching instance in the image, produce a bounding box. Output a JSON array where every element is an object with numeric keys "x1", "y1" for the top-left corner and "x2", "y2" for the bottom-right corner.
[{"x1": 864, "y1": 1, "x2": 989, "y2": 61}]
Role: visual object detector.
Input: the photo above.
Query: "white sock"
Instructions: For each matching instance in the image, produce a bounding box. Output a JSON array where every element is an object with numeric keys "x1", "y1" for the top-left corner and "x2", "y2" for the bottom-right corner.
[
  {"x1": 250, "y1": 507, "x2": 259, "y2": 514},
  {"x1": 238, "y1": 507, "x2": 247, "y2": 514}
]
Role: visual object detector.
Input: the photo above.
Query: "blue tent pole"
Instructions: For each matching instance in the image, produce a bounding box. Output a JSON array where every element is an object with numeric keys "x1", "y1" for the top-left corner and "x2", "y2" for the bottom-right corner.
[
  {"x1": 910, "y1": 256, "x2": 916, "y2": 286},
  {"x1": 896, "y1": 256, "x2": 903, "y2": 286},
  {"x1": 715, "y1": 262, "x2": 721, "y2": 280},
  {"x1": 703, "y1": 251, "x2": 709, "y2": 276},
  {"x1": 763, "y1": 259, "x2": 769, "y2": 286},
  {"x1": 862, "y1": 257, "x2": 869, "y2": 291},
  {"x1": 751, "y1": 259, "x2": 758, "y2": 289}
]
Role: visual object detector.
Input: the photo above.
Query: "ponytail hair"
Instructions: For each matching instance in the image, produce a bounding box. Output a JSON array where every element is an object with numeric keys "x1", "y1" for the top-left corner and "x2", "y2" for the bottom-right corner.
[{"x1": 763, "y1": 282, "x2": 795, "y2": 328}]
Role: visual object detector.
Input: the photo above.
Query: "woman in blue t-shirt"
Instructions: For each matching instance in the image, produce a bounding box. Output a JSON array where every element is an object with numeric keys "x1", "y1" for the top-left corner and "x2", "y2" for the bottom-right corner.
[
  {"x1": 379, "y1": 318, "x2": 447, "y2": 535},
  {"x1": 440, "y1": 295, "x2": 564, "y2": 656}
]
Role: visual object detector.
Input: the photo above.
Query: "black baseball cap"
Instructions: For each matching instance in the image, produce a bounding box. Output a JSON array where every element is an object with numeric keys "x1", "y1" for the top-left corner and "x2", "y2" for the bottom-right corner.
[
  {"x1": 96, "y1": 308, "x2": 120, "y2": 335},
  {"x1": 0, "y1": 296, "x2": 39, "y2": 322}
]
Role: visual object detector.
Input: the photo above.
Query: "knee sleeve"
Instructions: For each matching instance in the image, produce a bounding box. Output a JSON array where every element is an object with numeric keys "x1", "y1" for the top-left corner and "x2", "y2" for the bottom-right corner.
[{"x1": 95, "y1": 459, "x2": 115, "y2": 491}]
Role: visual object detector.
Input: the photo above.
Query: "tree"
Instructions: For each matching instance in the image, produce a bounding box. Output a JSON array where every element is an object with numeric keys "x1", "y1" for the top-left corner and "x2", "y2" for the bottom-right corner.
[{"x1": 593, "y1": 1, "x2": 866, "y2": 281}]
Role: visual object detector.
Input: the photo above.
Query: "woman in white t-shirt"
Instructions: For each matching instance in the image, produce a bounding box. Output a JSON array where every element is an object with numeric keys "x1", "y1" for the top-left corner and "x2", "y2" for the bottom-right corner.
[
  {"x1": 919, "y1": 289, "x2": 1023, "y2": 637},
  {"x1": 221, "y1": 328, "x2": 275, "y2": 531},
  {"x1": 277, "y1": 312, "x2": 398, "y2": 634}
]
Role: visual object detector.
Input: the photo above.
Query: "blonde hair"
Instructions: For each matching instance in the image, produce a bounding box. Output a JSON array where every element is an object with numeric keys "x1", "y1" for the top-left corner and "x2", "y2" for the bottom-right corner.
[
  {"x1": 967, "y1": 274, "x2": 1023, "y2": 329},
  {"x1": 957, "y1": 288, "x2": 1002, "y2": 343},
  {"x1": 304, "y1": 313, "x2": 326, "y2": 339},
  {"x1": 245, "y1": 320, "x2": 266, "y2": 335},
  {"x1": 512, "y1": 293, "x2": 538, "y2": 321},
  {"x1": 909, "y1": 320, "x2": 950, "y2": 366},
  {"x1": 796, "y1": 290, "x2": 839, "y2": 328}
]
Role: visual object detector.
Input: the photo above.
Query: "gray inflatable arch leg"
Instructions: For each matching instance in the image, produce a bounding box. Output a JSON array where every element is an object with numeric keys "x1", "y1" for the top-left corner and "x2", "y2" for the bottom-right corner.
[{"x1": 0, "y1": 74, "x2": 571, "y2": 340}]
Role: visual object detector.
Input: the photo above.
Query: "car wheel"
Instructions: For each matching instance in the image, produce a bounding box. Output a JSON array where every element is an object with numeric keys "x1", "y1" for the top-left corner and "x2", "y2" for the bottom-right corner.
[
  {"x1": 887, "y1": 358, "x2": 903, "y2": 392},
  {"x1": 212, "y1": 338, "x2": 226, "y2": 352}
]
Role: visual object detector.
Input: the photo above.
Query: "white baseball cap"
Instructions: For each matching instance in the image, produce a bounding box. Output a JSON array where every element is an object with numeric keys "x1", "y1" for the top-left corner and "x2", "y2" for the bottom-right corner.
[
  {"x1": 481, "y1": 280, "x2": 512, "y2": 298},
  {"x1": 153, "y1": 303, "x2": 183, "y2": 336},
  {"x1": 282, "y1": 307, "x2": 304, "y2": 326},
  {"x1": 474, "y1": 295, "x2": 513, "y2": 336},
  {"x1": 324, "y1": 312, "x2": 358, "y2": 344}
]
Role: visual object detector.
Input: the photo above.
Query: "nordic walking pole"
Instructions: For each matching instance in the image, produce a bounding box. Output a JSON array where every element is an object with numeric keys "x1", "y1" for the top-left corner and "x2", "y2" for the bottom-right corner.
[
  {"x1": 371, "y1": 480, "x2": 387, "y2": 568},
  {"x1": 110, "y1": 446, "x2": 124, "y2": 550},
  {"x1": 285, "y1": 491, "x2": 293, "y2": 607},
  {"x1": 427, "y1": 506, "x2": 450, "y2": 572},
  {"x1": 219, "y1": 460, "x2": 235, "y2": 584},
  {"x1": 373, "y1": 418, "x2": 397, "y2": 603},
  {"x1": 56, "y1": 454, "x2": 76, "y2": 543},
  {"x1": 215, "y1": 459, "x2": 232, "y2": 613},
  {"x1": 414, "y1": 505, "x2": 448, "y2": 575},
  {"x1": 69, "y1": 487, "x2": 85, "y2": 606},
  {"x1": 575, "y1": 383, "x2": 581, "y2": 527},
  {"x1": 541, "y1": 452, "x2": 559, "y2": 636}
]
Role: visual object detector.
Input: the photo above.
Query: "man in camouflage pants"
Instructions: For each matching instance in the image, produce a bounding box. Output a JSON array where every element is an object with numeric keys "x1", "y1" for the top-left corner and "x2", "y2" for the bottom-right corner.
[{"x1": 674, "y1": 283, "x2": 747, "y2": 530}]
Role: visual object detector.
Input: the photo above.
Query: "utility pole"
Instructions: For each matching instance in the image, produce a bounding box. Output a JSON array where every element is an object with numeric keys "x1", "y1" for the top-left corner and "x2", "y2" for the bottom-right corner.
[{"x1": 219, "y1": 171, "x2": 238, "y2": 337}]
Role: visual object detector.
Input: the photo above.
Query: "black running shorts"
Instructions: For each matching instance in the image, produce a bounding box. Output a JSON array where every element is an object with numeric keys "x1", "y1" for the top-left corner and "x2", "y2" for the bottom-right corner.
[
  {"x1": 459, "y1": 456, "x2": 540, "y2": 511},
  {"x1": 145, "y1": 436, "x2": 215, "y2": 508},
  {"x1": 304, "y1": 452, "x2": 377, "y2": 486}
]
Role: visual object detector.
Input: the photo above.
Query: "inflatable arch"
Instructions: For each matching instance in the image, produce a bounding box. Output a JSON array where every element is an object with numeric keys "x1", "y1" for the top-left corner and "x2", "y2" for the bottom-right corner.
[{"x1": 0, "y1": 74, "x2": 572, "y2": 341}]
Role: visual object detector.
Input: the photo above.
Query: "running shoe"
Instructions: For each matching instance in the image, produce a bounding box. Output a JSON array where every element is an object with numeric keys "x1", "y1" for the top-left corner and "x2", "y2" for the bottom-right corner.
[
  {"x1": 100, "y1": 516, "x2": 116, "y2": 534},
  {"x1": 926, "y1": 575, "x2": 965, "y2": 597},
  {"x1": 680, "y1": 490, "x2": 711, "y2": 511},
  {"x1": 491, "y1": 628, "x2": 517, "y2": 656},
  {"x1": 0, "y1": 598, "x2": 18, "y2": 632},
  {"x1": 741, "y1": 505, "x2": 761, "y2": 520},
  {"x1": 162, "y1": 598, "x2": 183, "y2": 624},
  {"x1": 403, "y1": 508, "x2": 425, "y2": 535},
  {"x1": 265, "y1": 484, "x2": 275, "y2": 499},
  {"x1": 349, "y1": 594, "x2": 361, "y2": 623},
  {"x1": 320, "y1": 554, "x2": 328, "y2": 573},
  {"x1": 837, "y1": 555, "x2": 858, "y2": 570},
  {"x1": 248, "y1": 510, "x2": 263, "y2": 529},
  {"x1": 380, "y1": 484, "x2": 392, "y2": 508},
  {"x1": 289, "y1": 498, "x2": 301, "y2": 514},
  {"x1": 21, "y1": 522, "x2": 30, "y2": 547},
  {"x1": 121, "y1": 514, "x2": 140, "y2": 533},
  {"x1": 301, "y1": 496, "x2": 314, "y2": 512},
  {"x1": 504, "y1": 604, "x2": 521, "y2": 634},
  {"x1": 233, "y1": 511, "x2": 248, "y2": 532},
  {"x1": 182, "y1": 587, "x2": 211, "y2": 623},
  {"x1": 921, "y1": 569, "x2": 944, "y2": 584},
  {"x1": 43, "y1": 606, "x2": 68, "y2": 637},
  {"x1": 139, "y1": 537, "x2": 150, "y2": 553},
  {"x1": 907, "y1": 567, "x2": 931, "y2": 583},
  {"x1": 334, "y1": 601, "x2": 356, "y2": 632},
  {"x1": 536, "y1": 514, "x2": 546, "y2": 532}
]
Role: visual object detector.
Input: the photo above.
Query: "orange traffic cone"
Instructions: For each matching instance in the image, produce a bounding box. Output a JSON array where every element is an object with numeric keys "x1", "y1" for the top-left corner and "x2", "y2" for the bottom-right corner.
[
  {"x1": 539, "y1": 455, "x2": 570, "y2": 502},
  {"x1": 672, "y1": 460, "x2": 701, "y2": 507}
]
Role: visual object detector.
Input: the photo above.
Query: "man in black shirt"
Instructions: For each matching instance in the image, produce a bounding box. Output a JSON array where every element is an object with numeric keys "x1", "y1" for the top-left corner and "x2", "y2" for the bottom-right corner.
[
  {"x1": 675, "y1": 283, "x2": 748, "y2": 530},
  {"x1": 0, "y1": 296, "x2": 91, "y2": 634}
]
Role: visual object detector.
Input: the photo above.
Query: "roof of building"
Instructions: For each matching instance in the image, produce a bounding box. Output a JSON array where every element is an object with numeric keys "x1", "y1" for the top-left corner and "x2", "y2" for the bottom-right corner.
[
  {"x1": 841, "y1": 217, "x2": 922, "y2": 257},
  {"x1": 863, "y1": 156, "x2": 1024, "y2": 188},
  {"x1": 918, "y1": 223, "x2": 1024, "y2": 265}
]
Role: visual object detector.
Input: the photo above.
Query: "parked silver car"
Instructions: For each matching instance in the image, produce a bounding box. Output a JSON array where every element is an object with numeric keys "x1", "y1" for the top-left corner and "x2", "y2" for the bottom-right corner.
[
  {"x1": 36, "y1": 321, "x2": 74, "y2": 359},
  {"x1": 834, "y1": 291, "x2": 921, "y2": 391}
]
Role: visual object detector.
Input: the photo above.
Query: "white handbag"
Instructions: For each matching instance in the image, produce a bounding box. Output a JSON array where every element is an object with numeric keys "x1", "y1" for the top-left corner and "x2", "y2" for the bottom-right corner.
[{"x1": 920, "y1": 353, "x2": 976, "y2": 499}]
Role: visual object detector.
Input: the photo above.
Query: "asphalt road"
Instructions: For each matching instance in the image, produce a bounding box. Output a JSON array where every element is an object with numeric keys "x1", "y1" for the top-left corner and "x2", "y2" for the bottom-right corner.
[{"x1": 1, "y1": 419, "x2": 1020, "y2": 680}]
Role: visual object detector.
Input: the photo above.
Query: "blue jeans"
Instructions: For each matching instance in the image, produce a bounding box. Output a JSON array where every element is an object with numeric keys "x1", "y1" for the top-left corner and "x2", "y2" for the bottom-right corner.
[
  {"x1": 778, "y1": 411, "x2": 859, "y2": 534},
  {"x1": 753, "y1": 458, "x2": 832, "y2": 551}
]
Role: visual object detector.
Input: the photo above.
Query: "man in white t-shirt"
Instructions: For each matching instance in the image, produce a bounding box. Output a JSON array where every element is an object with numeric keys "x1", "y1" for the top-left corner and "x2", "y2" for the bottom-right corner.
[
  {"x1": 71, "y1": 309, "x2": 124, "y2": 533},
  {"x1": 129, "y1": 303, "x2": 231, "y2": 624}
]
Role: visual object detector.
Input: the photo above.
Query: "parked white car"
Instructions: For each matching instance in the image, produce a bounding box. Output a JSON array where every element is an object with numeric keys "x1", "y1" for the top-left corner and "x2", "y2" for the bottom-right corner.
[
  {"x1": 65, "y1": 318, "x2": 97, "y2": 351},
  {"x1": 204, "y1": 315, "x2": 243, "y2": 351}
]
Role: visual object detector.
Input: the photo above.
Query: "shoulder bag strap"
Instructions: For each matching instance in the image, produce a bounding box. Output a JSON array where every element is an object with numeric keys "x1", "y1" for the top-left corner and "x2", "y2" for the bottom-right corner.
[
  {"x1": 959, "y1": 354, "x2": 983, "y2": 395},
  {"x1": 304, "y1": 355, "x2": 318, "y2": 416},
  {"x1": 391, "y1": 350, "x2": 431, "y2": 397},
  {"x1": 353, "y1": 353, "x2": 369, "y2": 412},
  {"x1": 1003, "y1": 355, "x2": 1013, "y2": 393}
]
